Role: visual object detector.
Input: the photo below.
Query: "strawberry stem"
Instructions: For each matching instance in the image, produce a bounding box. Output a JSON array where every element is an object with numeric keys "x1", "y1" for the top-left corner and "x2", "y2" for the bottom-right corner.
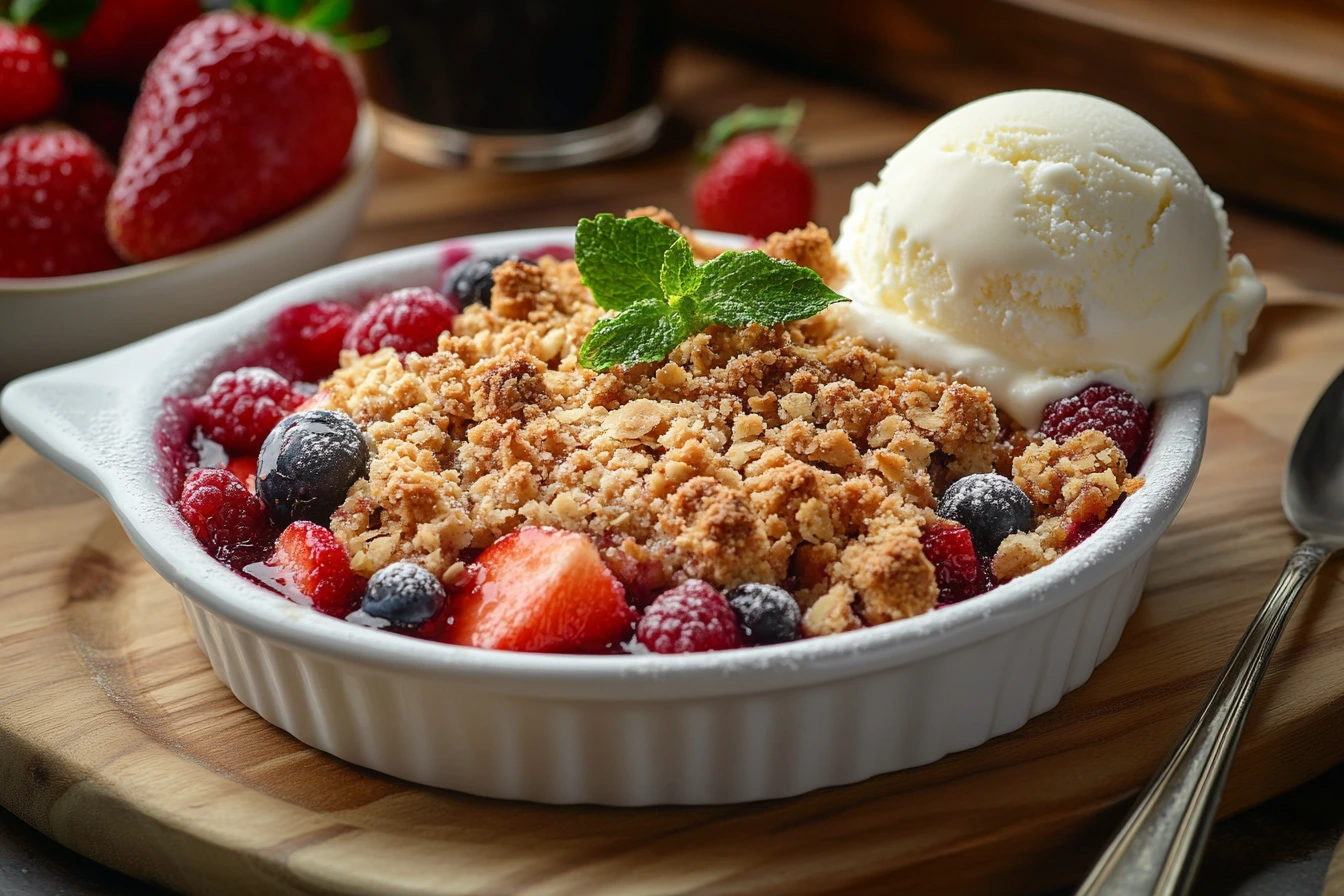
[
  {"x1": 697, "y1": 99, "x2": 805, "y2": 163},
  {"x1": 234, "y1": 0, "x2": 386, "y2": 48}
]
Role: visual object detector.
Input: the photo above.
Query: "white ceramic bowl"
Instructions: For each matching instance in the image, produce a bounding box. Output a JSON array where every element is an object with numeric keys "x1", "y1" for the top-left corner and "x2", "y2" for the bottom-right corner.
[
  {"x1": 0, "y1": 106, "x2": 379, "y2": 385},
  {"x1": 0, "y1": 227, "x2": 1208, "y2": 806}
]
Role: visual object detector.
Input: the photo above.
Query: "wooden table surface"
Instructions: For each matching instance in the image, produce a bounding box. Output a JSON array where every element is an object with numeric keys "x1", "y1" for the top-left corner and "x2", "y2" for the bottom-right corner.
[{"x1": 4, "y1": 41, "x2": 1344, "y2": 896}]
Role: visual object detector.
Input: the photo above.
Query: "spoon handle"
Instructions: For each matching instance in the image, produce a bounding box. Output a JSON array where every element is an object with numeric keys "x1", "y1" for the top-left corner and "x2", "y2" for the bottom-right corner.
[{"x1": 1076, "y1": 540, "x2": 1333, "y2": 896}]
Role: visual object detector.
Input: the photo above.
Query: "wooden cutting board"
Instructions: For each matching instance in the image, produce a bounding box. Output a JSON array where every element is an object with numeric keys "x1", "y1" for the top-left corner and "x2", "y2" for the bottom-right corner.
[{"x1": 1, "y1": 290, "x2": 1343, "y2": 896}]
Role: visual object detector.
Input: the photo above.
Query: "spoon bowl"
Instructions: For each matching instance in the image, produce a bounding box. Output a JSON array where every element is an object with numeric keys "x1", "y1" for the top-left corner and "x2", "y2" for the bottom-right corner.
[{"x1": 1284, "y1": 367, "x2": 1344, "y2": 549}]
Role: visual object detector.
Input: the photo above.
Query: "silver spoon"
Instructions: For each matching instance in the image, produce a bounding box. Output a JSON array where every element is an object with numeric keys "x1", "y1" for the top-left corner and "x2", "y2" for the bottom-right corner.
[{"x1": 1077, "y1": 368, "x2": 1344, "y2": 896}]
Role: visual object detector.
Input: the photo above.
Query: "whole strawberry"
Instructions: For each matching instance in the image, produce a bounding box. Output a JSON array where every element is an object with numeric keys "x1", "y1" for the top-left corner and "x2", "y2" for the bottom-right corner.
[
  {"x1": 692, "y1": 101, "x2": 814, "y2": 239},
  {"x1": 61, "y1": 0, "x2": 201, "y2": 85},
  {"x1": 0, "y1": 24, "x2": 63, "y2": 130},
  {"x1": 0, "y1": 128, "x2": 122, "y2": 278},
  {"x1": 107, "y1": 10, "x2": 359, "y2": 262}
]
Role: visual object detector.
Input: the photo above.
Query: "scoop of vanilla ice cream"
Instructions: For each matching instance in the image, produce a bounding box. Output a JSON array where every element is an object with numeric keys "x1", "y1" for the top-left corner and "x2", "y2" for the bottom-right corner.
[{"x1": 835, "y1": 89, "x2": 1265, "y2": 426}]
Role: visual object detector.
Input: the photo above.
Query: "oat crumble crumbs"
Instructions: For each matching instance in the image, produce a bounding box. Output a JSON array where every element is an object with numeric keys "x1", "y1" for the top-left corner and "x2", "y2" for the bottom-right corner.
[{"x1": 309, "y1": 212, "x2": 1139, "y2": 639}]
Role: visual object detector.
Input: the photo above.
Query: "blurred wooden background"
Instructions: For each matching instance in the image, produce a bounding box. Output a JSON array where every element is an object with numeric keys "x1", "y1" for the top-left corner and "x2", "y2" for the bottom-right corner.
[{"x1": 673, "y1": 0, "x2": 1344, "y2": 226}]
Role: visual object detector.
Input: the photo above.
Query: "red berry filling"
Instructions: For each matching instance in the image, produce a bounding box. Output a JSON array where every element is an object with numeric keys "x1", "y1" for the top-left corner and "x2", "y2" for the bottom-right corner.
[
  {"x1": 343, "y1": 287, "x2": 457, "y2": 357},
  {"x1": 192, "y1": 367, "x2": 304, "y2": 454},
  {"x1": 268, "y1": 301, "x2": 354, "y2": 382},
  {"x1": 636, "y1": 579, "x2": 744, "y2": 654},
  {"x1": 247, "y1": 521, "x2": 364, "y2": 617},
  {"x1": 921, "y1": 519, "x2": 988, "y2": 606},
  {"x1": 1065, "y1": 517, "x2": 1104, "y2": 550},
  {"x1": 1040, "y1": 384, "x2": 1151, "y2": 466},
  {"x1": 178, "y1": 467, "x2": 272, "y2": 566}
]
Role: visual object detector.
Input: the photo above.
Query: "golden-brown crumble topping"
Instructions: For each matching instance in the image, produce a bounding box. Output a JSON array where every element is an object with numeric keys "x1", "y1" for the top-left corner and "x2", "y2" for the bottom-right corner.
[
  {"x1": 991, "y1": 430, "x2": 1143, "y2": 581},
  {"x1": 760, "y1": 223, "x2": 846, "y2": 287},
  {"x1": 311, "y1": 212, "x2": 1139, "y2": 638}
]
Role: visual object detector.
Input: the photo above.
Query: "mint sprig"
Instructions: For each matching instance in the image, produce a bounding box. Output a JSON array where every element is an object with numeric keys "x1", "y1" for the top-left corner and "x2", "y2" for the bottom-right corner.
[{"x1": 575, "y1": 214, "x2": 846, "y2": 371}]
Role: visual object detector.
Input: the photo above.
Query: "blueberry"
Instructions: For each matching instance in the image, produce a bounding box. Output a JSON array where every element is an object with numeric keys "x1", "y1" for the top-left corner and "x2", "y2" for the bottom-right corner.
[
  {"x1": 442, "y1": 255, "x2": 536, "y2": 309},
  {"x1": 257, "y1": 409, "x2": 369, "y2": 527},
  {"x1": 362, "y1": 561, "x2": 445, "y2": 628},
  {"x1": 936, "y1": 473, "x2": 1034, "y2": 557},
  {"x1": 725, "y1": 583, "x2": 801, "y2": 645}
]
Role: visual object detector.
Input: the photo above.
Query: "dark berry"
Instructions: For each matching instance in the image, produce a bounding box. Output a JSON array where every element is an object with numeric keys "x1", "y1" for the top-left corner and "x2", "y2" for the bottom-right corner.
[
  {"x1": 936, "y1": 473, "x2": 1034, "y2": 558},
  {"x1": 1040, "y1": 383, "x2": 1151, "y2": 466},
  {"x1": 442, "y1": 255, "x2": 536, "y2": 309},
  {"x1": 192, "y1": 367, "x2": 304, "y2": 454},
  {"x1": 248, "y1": 521, "x2": 364, "y2": 616},
  {"x1": 269, "y1": 301, "x2": 355, "y2": 381},
  {"x1": 257, "y1": 410, "x2": 369, "y2": 527},
  {"x1": 920, "y1": 519, "x2": 987, "y2": 604},
  {"x1": 636, "y1": 579, "x2": 744, "y2": 654},
  {"x1": 725, "y1": 583, "x2": 801, "y2": 645},
  {"x1": 363, "y1": 561, "x2": 446, "y2": 628},
  {"x1": 178, "y1": 467, "x2": 272, "y2": 566},
  {"x1": 343, "y1": 287, "x2": 457, "y2": 357}
]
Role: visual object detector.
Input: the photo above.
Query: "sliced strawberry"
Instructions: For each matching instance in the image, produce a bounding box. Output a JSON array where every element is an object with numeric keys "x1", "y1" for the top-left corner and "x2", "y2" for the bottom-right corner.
[
  {"x1": 447, "y1": 527, "x2": 634, "y2": 652},
  {"x1": 248, "y1": 521, "x2": 364, "y2": 617}
]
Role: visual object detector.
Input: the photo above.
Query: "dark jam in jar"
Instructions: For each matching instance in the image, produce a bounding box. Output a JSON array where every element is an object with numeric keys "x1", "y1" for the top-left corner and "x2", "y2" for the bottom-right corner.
[{"x1": 353, "y1": 0, "x2": 670, "y2": 135}]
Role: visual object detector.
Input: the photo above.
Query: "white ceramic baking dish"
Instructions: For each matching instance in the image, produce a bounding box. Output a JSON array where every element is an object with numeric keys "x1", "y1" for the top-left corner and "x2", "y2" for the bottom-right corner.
[{"x1": 0, "y1": 227, "x2": 1207, "y2": 806}]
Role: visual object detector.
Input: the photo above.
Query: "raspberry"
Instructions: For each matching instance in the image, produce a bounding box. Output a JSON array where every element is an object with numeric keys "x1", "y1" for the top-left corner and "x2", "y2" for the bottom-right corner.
[
  {"x1": 178, "y1": 468, "x2": 272, "y2": 566},
  {"x1": 636, "y1": 580, "x2": 744, "y2": 654},
  {"x1": 193, "y1": 367, "x2": 304, "y2": 454},
  {"x1": 252, "y1": 521, "x2": 365, "y2": 617},
  {"x1": 1040, "y1": 384, "x2": 1151, "y2": 466},
  {"x1": 269, "y1": 301, "x2": 355, "y2": 382},
  {"x1": 921, "y1": 519, "x2": 987, "y2": 605},
  {"x1": 343, "y1": 287, "x2": 457, "y2": 357}
]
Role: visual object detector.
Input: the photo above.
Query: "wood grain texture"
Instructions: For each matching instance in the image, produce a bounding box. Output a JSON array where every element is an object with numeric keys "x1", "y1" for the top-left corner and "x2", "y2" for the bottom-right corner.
[
  {"x1": 672, "y1": 0, "x2": 1344, "y2": 226},
  {"x1": 0, "y1": 287, "x2": 1342, "y2": 895}
]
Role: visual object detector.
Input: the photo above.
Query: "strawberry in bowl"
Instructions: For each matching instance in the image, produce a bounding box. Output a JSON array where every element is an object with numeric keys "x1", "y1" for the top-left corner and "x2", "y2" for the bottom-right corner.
[{"x1": 1, "y1": 1, "x2": 377, "y2": 384}]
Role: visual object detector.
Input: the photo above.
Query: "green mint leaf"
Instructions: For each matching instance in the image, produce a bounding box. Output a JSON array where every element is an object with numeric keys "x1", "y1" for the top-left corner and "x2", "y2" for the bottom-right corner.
[
  {"x1": 23, "y1": 0, "x2": 98, "y2": 38},
  {"x1": 695, "y1": 250, "x2": 847, "y2": 327},
  {"x1": 578, "y1": 299, "x2": 689, "y2": 371},
  {"x1": 659, "y1": 235, "x2": 701, "y2": 300},
  {"x1": 575, "y1": 214, "x2": 680, "y2": 312}
]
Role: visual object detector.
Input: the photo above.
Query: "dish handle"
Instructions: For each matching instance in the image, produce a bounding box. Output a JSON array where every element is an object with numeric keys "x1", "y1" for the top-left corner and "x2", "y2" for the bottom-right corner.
[{"x1": 0, "y1": 322, "x2": 202, "y2": 493}]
